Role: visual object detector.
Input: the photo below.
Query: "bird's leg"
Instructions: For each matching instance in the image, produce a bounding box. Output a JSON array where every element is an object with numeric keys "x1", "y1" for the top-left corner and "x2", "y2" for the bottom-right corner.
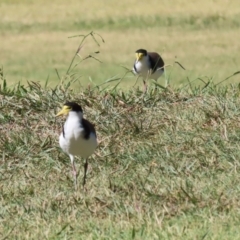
[
  {"x1": 83, "y1": 158, "x2": 88, "y2": 187},
  {"x1": 70, "y1": 155, "x2": 78, "y2": 190},
  {"x1": 143, "y1": 79, "x2": 148, "y2": 93}
]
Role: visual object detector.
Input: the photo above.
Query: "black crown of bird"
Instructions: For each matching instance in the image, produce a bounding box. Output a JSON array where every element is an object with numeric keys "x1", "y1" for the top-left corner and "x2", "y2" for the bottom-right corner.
[{"x1": 57, "y1": 101, "x2": 83, "y2": 114}]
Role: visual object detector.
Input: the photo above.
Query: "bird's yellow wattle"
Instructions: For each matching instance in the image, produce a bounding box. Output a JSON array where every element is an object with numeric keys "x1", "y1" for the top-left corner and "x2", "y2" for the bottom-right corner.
[
  {"x1": 136, "y1": 53, "x2": 143, "y2": 62},
  {"x1": 56, "y1": 106, "x2": 71, "y2": 117}
]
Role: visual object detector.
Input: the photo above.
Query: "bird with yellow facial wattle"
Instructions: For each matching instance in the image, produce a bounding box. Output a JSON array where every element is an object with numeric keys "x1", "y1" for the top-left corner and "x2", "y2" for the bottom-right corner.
[
  {"x1": 133, "y1": 49, "x2": 165, "y2": 91},
  {"x1": 56, "y1": 102, "x2": 97, "y2": 189}
]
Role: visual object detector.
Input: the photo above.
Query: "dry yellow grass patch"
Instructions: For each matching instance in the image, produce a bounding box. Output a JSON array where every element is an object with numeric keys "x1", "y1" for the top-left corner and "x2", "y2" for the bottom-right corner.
[{"x1": 1, "y1": 0, "x2": 239, "y2": 87}]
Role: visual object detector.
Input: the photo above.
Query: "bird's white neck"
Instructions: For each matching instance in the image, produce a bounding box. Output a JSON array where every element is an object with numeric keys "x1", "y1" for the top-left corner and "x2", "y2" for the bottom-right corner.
[
  {"x1": 134, "y1": 55, "x2": 150, "y2": 73},
  {"x1": 67, "y1": 111, "x2": 83, "y2": 122},
  {"x1": 64, "y1": 111, "x2": 84, "y2": 136},
  {"x1": 138, "y1": 55, "x2": 149, "y2": 65}
]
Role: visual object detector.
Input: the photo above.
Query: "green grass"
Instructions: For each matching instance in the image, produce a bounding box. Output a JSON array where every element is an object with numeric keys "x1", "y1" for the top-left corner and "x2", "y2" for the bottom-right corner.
[{"x1": 1, "y1": 67, "x2": 240, "y2": 238}]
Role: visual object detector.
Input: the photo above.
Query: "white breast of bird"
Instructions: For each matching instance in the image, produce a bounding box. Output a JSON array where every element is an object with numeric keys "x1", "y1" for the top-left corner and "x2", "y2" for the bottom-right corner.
[
  {"x1": 134, "y1": 58, "x2": 164, "y2": 81},
  {"x1": 60, "y1": 114, "x2": 97, "y2": 158},
  {"x1": 134, "y1": 56, "x2": 150, "y2": 75}
]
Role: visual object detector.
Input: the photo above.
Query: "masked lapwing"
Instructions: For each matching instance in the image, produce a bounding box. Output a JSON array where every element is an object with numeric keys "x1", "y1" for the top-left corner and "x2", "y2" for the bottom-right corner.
[
  {"x1": 56, "y1": 102, "x2": 97, "y2": 189},
  {"x1": 133, "y1": 49, "x2": 165, "y2": 90}
]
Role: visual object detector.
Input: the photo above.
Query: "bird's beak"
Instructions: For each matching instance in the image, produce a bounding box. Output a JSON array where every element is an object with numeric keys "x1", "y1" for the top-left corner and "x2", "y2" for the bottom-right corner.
[
  {"x1": 56, "y1": 106, "x2": 69, "y2": 117},
  {"x1": 135, "y1": 53, "x2": 143, "y2": 63}
]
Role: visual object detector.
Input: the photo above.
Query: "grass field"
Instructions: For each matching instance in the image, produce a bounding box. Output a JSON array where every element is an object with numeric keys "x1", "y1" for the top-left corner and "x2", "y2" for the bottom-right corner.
[
  {"x1": 1, "y1": 77, "x2": 240, "y2": 239},
  {"x1": 1, "y1": 0, "x2": 240, "y2": 87},
  {"x1": 1, "y1": 0, "x2": 240, "y2": 239}
]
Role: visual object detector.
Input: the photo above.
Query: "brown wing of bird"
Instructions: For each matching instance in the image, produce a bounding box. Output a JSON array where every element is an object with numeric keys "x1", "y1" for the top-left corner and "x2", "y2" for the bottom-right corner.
[{"x1": 148, "y1": 52, "x2": 164, "y2": 73}]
